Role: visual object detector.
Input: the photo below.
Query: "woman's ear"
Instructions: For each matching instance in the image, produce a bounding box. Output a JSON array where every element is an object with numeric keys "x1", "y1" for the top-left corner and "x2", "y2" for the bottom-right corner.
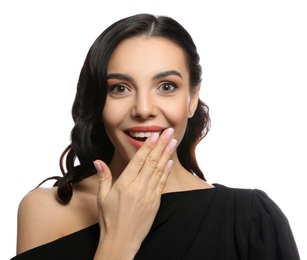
[{"x1": 188, "y1": 83, "x2": 201, "y2": 118}]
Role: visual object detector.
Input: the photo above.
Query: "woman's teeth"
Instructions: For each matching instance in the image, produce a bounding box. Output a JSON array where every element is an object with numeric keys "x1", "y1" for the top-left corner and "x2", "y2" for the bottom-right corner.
[{"x1": 128, "y1": 131, "x2": 161, "y2": 138}]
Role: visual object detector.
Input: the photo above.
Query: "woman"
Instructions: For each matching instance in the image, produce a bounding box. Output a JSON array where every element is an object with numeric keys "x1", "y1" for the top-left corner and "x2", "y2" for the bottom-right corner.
[{"x1": 12, "y1": 13, "x2": 300, "y2": 259}]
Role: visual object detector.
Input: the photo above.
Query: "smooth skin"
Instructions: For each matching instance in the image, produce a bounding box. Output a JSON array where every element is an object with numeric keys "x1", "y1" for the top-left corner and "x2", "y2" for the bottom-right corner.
[{"x1": 16, "y1": 36, "x2": 213, "y2": 259}]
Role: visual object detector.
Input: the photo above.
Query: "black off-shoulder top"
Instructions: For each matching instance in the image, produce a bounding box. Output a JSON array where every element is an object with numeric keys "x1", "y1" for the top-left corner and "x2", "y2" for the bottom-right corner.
[{"x1": 11, "y1": 184, "x2": 300, "y2": 260}]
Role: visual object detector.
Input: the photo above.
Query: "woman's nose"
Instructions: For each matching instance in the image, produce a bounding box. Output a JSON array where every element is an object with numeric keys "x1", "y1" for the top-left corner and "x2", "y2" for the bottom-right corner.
[{"x1": 131, "y1": 92, "x2": 157, "y2": 119}]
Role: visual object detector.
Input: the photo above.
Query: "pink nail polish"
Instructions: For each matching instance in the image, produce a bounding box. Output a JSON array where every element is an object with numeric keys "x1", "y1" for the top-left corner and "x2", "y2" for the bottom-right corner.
[
  {"x1": 150, "y1": 133, "x2": 159, "y2": 144},
  {"x1": 164, "y1": 128, "x2": 174, "y2": 139},
  {"x1": 167, "y1": 139, "x2": 177, "y2": 151},
  {"x1": 166, "y1": 160, "x2": 174, "y2": 170},
  {"x1": 94, "y1": 161, "x2": 103, "y2": 172}
]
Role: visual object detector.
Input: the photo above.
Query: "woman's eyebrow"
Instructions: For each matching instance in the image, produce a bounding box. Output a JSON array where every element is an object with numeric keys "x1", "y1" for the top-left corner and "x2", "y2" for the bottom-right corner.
[
  {"x1": 107, "y1": 73, "x2": 134, "y2": 82},
  {"x1": 107, "y1": 70, "x2": 182, "y2": 82},
  {"x1": 152, "y1": 70, "x2": 182, "y2": 80}
]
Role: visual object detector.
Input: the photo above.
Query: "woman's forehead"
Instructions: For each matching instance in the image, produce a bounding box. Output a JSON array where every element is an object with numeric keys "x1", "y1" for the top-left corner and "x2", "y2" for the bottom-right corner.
[{"x1": 107, "y1": 36, "x2": 188, "y2": 77}]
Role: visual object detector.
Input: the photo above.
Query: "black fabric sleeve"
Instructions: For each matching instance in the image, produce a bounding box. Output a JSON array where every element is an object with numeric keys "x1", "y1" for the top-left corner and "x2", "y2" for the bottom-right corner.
[{"x1": 248, "y1": 189, "x2": 300, "y2": 260}]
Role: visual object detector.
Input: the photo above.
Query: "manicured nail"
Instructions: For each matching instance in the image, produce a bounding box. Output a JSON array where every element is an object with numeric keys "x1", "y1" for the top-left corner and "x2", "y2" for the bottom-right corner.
[
  {"x1": 164, "y1": 128, "x2": 174, "y2": 140},
  {"x1": 167, "y1": 139, "x2": 177, "y2": 151},
  {"x1": 93, "y1": 161, "x2": 103, "y2": 172},
  {"x1": 166, "y1": 160, "x2": 174, "y2": 170},
  {"x1": 149, "y1": 132, "x2": 159, "y2": 144}
]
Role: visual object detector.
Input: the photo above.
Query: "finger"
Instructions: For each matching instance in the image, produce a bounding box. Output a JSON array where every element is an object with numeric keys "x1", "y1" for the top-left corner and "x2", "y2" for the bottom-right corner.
[
  {"x1": 155, "y1": 159, "x2": 173, "y2": 194},
  {"x1": 146, "y1": 138, "x2": 177, "y2": 191},
  {"x1": 94, "y1": 160, "x2": 113, "y2": 201},
  {"x1": 136, "y1": 128, "x2": 175, "y2": 183},
  {"x1": 119, "y1": 131, "x2": 160, "y2": 182}
]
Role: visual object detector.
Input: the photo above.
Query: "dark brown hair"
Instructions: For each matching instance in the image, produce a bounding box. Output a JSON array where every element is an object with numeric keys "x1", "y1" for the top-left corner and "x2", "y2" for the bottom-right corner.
[{"x1": 41, "y1": 13, "x2": 210, "y2": 203}]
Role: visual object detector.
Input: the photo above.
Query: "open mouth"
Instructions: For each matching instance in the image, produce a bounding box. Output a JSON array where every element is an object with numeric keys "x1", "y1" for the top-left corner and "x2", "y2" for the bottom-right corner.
[{"x1": 125, "y1": 131, "x2": 162, "y2": 142}]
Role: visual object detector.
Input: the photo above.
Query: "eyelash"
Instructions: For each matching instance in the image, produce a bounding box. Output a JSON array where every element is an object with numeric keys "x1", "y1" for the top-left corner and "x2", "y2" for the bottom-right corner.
[
  {"x1": 108, "y1": 82, "x2": 178, "y2": 95},
  {"x1": 108, "y1": 84, "x2": 129, "y2": 94}
]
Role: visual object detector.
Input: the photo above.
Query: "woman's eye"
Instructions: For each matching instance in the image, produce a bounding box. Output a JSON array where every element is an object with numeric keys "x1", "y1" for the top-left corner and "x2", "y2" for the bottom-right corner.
[
  {"x1": 109, "y1": 84, "x2": 129, "y2": 93},
  {"x1": 158, "y1": 82, "x2": 178, "y2": 93}
]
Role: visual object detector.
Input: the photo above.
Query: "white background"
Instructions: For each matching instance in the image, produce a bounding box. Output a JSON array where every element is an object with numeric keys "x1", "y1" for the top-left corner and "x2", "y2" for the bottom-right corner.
[{"x1": 1, "y1": 0, "x2": 306, "y2": 259}]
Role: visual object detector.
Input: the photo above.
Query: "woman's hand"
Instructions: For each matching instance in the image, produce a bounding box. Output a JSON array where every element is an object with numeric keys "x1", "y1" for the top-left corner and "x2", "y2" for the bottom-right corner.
[{"x1": 93, "y1": 128, "x2": 177, "y2": 259}]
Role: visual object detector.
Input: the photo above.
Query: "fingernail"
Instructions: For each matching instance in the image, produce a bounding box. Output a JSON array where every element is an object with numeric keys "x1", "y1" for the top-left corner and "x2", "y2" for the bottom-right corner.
[
  {"x1": 93, "y1": 161, "x2": 103, "y2": 172},
  {"x1": 164, "y1": 128, "x2": 174, "y2": 140},
  {"x1": 166, "y1": 160, "x2": 174, "y2": 170},
  {"x1": 167, "y1": 139, "x2": 177, "y2": 151},
  {"x1": 149, "y1": 133, "x2": 159, "y2": 144}
]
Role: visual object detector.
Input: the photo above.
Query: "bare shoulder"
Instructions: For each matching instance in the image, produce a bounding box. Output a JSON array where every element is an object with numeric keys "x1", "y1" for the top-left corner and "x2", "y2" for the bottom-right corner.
[
  {"x1": 16, "y1": 184, "x2": 99, "y2": 255},
  {"x1": 16, "y1": 187, "x2": 65, "y2": 254}
]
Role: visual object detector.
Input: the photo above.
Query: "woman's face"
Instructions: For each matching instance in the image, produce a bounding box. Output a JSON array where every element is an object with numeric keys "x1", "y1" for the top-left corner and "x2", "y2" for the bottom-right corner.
[{"x1": 103, "y1": 36, "x2": 199, "y2": 163}]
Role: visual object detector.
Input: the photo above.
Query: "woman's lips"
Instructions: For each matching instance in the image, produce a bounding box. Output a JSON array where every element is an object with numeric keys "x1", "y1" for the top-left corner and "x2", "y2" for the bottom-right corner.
[{"x1": 125, "y1": 126, "x2": 165, "y2": 132}]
